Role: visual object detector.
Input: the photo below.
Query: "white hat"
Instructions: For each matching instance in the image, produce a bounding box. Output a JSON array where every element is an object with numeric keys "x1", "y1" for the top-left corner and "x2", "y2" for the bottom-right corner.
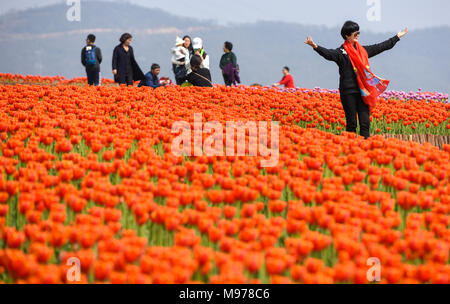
[
  {"x1": 175, "y1": 36, "x2": 184, "y2": 46},
  {"x1": 193, "y1": 37, "x2": 203, "y2": 49}
]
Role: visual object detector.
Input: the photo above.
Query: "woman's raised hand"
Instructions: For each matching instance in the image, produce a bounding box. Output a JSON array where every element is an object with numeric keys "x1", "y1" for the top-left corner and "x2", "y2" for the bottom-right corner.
[
  {"x1": 305, "y1": 36, "x2": 318, "y2": 49},
  {"x1": 397, "y1": 27, "x2": 408, "y2": 39}
]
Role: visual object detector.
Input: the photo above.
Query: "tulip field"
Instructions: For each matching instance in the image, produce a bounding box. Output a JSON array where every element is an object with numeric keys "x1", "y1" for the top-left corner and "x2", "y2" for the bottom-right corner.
[{"x1": 0, "y1": 74, "x2": 449, "y2": 284}]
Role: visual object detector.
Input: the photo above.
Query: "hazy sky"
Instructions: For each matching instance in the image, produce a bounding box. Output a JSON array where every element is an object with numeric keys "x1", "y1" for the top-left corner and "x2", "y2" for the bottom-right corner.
[{"x1": 1, "y1": 0, "x2": 450, "y2": 32}]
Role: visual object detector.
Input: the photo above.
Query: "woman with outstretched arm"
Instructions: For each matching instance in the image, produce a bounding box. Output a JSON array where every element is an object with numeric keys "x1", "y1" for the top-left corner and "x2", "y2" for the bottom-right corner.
[{"x1": 305, "y1": 21, "x2": 408, "y2": 139}]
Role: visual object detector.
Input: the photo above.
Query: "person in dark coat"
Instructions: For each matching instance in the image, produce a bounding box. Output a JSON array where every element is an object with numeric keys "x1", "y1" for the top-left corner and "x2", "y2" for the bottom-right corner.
[
  {"x1": 305, "y1": 21, "x2": 408, "y2": 139},
  {"x1": 81, "y1": 34, "x2": 102, "y2": 86},
  {"x1": 179, "y1": 55, "x2": 213, "y2": 87},
  {"x1": 220, "y1": 41, "x2": 239, "y2": 86},
  {"x1": 112, "y1": 33, "x2": 145, "y2": 86}
]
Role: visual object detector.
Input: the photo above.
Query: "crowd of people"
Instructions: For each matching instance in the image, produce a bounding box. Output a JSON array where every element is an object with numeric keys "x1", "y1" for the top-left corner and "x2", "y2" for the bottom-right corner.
[
  {"x1": 82, "y1": 33, "x2": 293, "y2": 90},
  {"x1": 81, "y1": 33, "x2": 256, "y2": 89},
  {"x1": 81, "y1": 20, "x2": 408, "y2": 139}
]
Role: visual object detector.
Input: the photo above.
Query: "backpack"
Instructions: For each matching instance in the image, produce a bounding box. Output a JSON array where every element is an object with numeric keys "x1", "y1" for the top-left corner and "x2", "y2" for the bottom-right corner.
[
  {"x1": 85, "y1": 46, "x2": 97, "y2": 66},
  {"x1": 198, "y1": 48, "x2": 207, "y2": 59}
]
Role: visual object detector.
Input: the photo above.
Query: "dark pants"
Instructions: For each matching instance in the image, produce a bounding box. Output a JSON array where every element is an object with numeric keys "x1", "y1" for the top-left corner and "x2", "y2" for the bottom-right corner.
[
  {"x1": 223, "y1": 73, "x2": 232, "y2": 86},
  {"x1": 86, "y1": 70, "x2": 100, "y2": 86},
  {"x1": 341, "y1": 92, "x2": 370, "y2": 139},
  {"x1": 125, "y1": 73, "x2": 133, "y2": 86},
  {"x1": 174, "y1": 65, "x2": 187, "y2": 85},
  {"x1": 116, "y1": 72, "x2": 133, "y2": 86}
]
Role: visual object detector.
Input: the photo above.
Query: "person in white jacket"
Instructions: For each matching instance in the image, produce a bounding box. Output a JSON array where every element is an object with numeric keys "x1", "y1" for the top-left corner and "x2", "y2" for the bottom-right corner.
[
  {"x1": 192, "y1": 37, "x2": 210, "y2": 70},
  {"x1": 171, "y1": 36, "x2": 190, "y2": 85}
]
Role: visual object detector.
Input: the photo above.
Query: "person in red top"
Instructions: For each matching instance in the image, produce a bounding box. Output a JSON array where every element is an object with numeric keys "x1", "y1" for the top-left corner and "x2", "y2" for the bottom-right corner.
[{"x1": 272, "y1": 66, "x2": 295, "y2": 89}]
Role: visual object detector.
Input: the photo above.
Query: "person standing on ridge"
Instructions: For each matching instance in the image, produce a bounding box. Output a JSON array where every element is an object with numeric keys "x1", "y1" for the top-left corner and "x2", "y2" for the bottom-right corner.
[
  {"x1": 193, "y1": 37, "x2": 210, "y2": 70},
  {"x1": 171, "y1": 36, "x2": 190, "y2": 85},
  {"x1": 112, "y1": 33, "x2": 145, "y2": 86},
  {"x1": 220, "y1": 41, "x2": 240, "y2": 86},
  {"x1": 81, "y1": 34, "x2": 102, "y2": 86},
  {"x1": 305, "y1": 20, "x2": 408, "y2": 139},
  {"x1": 183, "y1": 35, "x2": 195, "y2": 60},
  {"x1": 272, "y1": 66, "x2": 295, "y2": 89}
]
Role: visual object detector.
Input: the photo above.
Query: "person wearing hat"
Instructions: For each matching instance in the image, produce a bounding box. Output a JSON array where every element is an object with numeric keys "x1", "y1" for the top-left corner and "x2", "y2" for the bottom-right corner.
[
  {"x1": 171, "y1": 36, "x2": 190, "y2": 85},
  {"x1": 193, "y1": 37, "x2": 210, "y2": 70}
]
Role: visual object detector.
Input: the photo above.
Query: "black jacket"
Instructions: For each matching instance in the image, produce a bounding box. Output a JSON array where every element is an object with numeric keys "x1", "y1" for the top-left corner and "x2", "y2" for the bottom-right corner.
[
  {"x1": 81, "y1": 45, "x2": 102, "y2": 72},
  {"x1": 314, "y1": 35, "x2": 400, "y2": 95},
  {"x1": 112, "y1": 44, "x2": 145, "y2": 84},
  {"x1": 181, "y1": 68, "x2": 213, "y2": 87}
]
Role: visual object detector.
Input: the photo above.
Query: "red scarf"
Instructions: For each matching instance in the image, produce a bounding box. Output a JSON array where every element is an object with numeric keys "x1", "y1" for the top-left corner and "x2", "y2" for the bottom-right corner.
[{"x1": 343, "y1": 40, "x2": 390, "y2": 111}]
